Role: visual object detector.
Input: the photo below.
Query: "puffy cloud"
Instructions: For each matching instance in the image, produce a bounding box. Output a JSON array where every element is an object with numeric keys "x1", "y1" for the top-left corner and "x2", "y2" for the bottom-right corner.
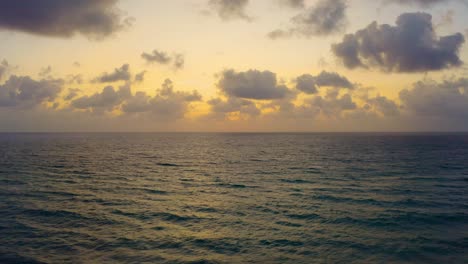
[
  {"x1": 67, "y1": 78, "x2": 200, "y2": 119},
  {"x1": 307, "y1": 93, "x2": 357, "y2": 117},
  {"x1": 295, "y1": 74, "x2": 318, "y2": 94},
  {"x1": 0, "y1": 0, "x2": 132, "y2": 39},
  {"x1": 268, "y1": 0, "x2": 347, "y2": 39},
  {"x1": 332, "y1": 12, "x2": 465, "y2": 72},
  {"x1": 296, "y1": 71, "x2": 354, "y2": 94},
  {"x1": 208, "y1": 0, "x2": 251, "y2": 21},
  {"x1": 208, "y1": 97, "x2": 261, "y2": 118},
  {"x1": 216, "y1": 69, "x2": 291, "y2": 100},
  {"x1": 365, "y1": 95, "x2": 400, "y2": 116},
  {"x1": 399, "y1": 78, "x2": 468, "y2": 117},
  {"x1": 141, "y1": 50, "x2": 172, "y2": 65},
  {"x1": 121, "y1": 79, "x2": 202, "y2": 119},
  {"x1": 94, "y1": 64, "x2": 131, "y2": 83},
  {"x1": 0, "y1": 75, "x2": 62, "y2": 108},
  {"x1": 71, "y1": 84, "x2": 130, "y2": 112},
  {"x1": 141, "y1": 50, "x2": 185, "y2": 70}
]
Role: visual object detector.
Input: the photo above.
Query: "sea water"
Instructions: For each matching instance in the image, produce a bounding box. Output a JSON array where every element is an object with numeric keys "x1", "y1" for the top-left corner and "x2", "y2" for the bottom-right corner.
[{"x1": 1, "y1": 133, "x2": 467, "y2": 263}]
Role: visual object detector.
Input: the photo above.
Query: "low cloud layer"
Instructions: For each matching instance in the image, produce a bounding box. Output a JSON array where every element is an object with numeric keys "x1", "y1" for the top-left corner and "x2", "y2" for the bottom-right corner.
[
  {"x1": 208, "y1": 0, "x2": 251, "y2": 21},
  {"x1": 0, "y1": 0, "x2": 132, "y2": 39},
  {"x1": 71, "y1": 84, "x2": 131, "y2": 112},
  {"x1": 217, "y1": 69, "x2": 291, "y2": 100},
  {"x1": 400, "y1": 78, "x2": 468, "y2": 117},
  {"x1": 63, "y1": 78, "x2": 202, "y2": 121},
  {"x1": 269, "y1": 0, "x2": 347, "y2": 39},
  {"x1": 0, "y1": 75, "x2": 62, "y2": 108},
  {"x1": 332, "y1": 12, "x2": 465, "y2": 72}
]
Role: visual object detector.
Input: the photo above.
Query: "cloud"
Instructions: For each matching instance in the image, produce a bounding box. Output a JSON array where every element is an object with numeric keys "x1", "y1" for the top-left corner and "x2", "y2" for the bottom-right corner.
[
  {"x1": 71, "y1": 84, "x2": 130, "y2": 112},
  {"x1": 384, "y1": 0, "x2": 459, "y2": 7},
  {"x1": 0, "y1": 75, "x2": 62, "y2": 108},
  {"x1": 39, "y1": 66, "x2": 52, "y2": 77},
  {"x1": 0, "y1": 60, "x2": 12, "y2": 80},
  {"x1": 208, "y1": 97, "x2": 261, "y2": 118},
  {"x1": 216, "y1": 69, "x2": 291, "y2": 100},
  {"x1": 67, "y1": 74, "x2": 83, "y2": 84},
  {"x1": 268, "y1": 0, "x2": 347, "y2": 39},
  {"x1": 64, "y1": 88, "x2": 81, "y2": 101},
  {"x1": 332, "y1": 12, "x2": 465, "y2": 72},
  {"x1": 0, "y1": 0, "x2": 132, "y2": 39},
  {"x1": 141, "y1": 50, "x2": 172, "y2": 65},
  {"x1": 173, "y1": 54, "x2": 185, "y2": 70},
  {"x1": 208, "y1": 0, "x2": 251, "y2": 21},
  {"x1": 121, "y1": 79, "x2": 202, "y2": 119},
  {"x1": 134, "y1": 71, "x2": 146, "y2": 83},
  {"x1": 365, "y1": 95, "x2": 400, "y2": 116},
  {"x1": 306, "y1": 93, "x2": 357, "y2": 117},
  {"x1": 400, "y1": 78, "x2": 468, "y2": 117},
  {"x1": 62, "y1": 77, "x2": 201, "y2": 122},
  {"x1": 141, "y1": 50, "x2": 185, "y2": 70},
  {"x1": 94, "y1": 64, "x2": 131, "y2": 83},
  {"x1": 278, "y1": 0, "x2": 305, "y2": 8},
  {"x1": 295, "y1": 71, "x2": 354, "y2": 94}
]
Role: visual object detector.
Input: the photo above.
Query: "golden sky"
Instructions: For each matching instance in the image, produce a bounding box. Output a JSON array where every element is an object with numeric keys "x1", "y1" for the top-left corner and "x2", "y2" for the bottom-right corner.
[{"x1": 0, "y1": 0, "x2": 468, "y2": 131}]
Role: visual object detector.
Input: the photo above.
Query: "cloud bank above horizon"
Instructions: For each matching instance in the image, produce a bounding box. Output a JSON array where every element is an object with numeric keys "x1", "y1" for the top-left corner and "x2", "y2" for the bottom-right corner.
[{"x1": 1, "y1": 0, "x2": 468, "y2": 132}]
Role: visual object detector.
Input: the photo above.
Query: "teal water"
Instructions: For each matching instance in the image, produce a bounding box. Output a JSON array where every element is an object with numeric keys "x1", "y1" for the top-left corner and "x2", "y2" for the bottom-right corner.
[{"x1": 1, "y1": 133, "x2": 467, "y2": 263}]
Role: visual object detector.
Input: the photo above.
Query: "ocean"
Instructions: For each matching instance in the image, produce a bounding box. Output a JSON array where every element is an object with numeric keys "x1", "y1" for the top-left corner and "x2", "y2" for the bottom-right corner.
[{"x1": 1, "y1": 133, "x2": 467, "y2": 263}]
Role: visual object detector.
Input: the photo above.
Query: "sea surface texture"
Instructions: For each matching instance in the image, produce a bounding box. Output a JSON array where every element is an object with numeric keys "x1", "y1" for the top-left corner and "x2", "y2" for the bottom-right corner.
[{"x1": 1, "y1": 133, "x2": 467, "y2": 263}]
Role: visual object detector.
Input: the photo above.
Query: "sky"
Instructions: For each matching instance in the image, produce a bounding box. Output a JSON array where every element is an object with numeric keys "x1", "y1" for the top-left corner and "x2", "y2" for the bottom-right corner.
[{"x1": 1, "y1": 0, "x2": 468, "y2": 132}]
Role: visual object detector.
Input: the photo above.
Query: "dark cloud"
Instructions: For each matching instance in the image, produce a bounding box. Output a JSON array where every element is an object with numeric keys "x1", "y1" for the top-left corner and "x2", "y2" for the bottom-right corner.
[
  {"x1": 400, "y1": 78, "x2": 468, "y2": 117},
  {"x1": 217, "y1": 69, "x2": 291, "y2": 100},
  {"x1": 208, "y1": 0, "x2": 251, "y2": 21},
  {"x1": 295, "y1": 74, "x2": 318, "y2": 94},
  {"x1": 0, "y1": 75, "x2": 62, "y2": 108},
  {"x1": 268, "y1": 0, "x2": 347, "y2": 39},
  {"x1": 94, "y1": 64, "x2": 131, "y2": 83},
  {"x1": 332, "y1": 12, "x2": 465, "y2": 72},
  {"x1": 0, "y1": 0, "x2": 132, "y2": 39},
  {"x1": 296, "y1": 71, "x2": 354, "y2": 94},
  {"x1": 141, "y1": 50, "x2": 185, "y2": 70}
]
